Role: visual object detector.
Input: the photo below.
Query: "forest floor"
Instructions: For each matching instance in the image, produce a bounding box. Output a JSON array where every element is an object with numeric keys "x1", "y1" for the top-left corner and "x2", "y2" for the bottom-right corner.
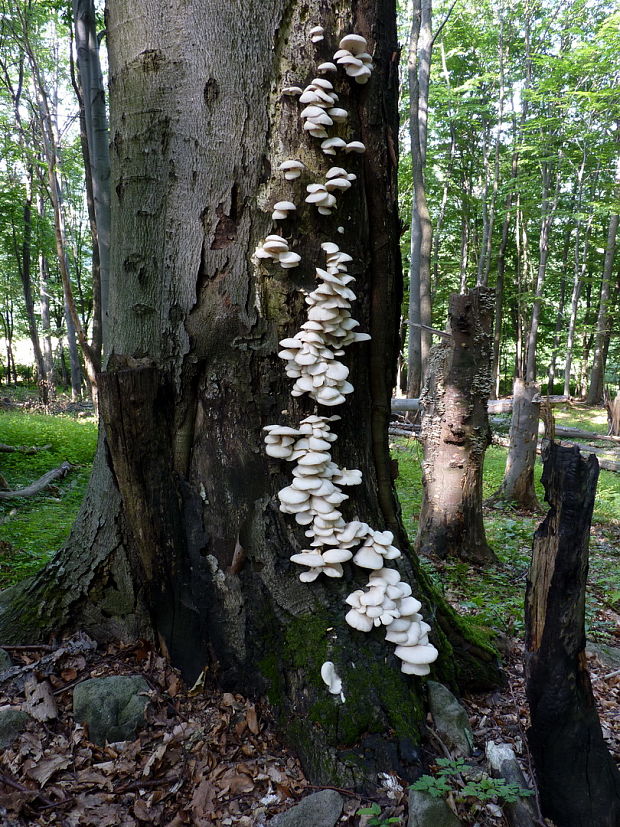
[{"x1": 0, "y1": 387, "x2": 618, "y2": 826}]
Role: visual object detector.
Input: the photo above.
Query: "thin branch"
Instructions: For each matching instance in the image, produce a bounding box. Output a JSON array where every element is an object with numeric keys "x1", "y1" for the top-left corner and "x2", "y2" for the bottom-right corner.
[{"x1": 431, "y1": 0, "x2": 459, "y2": 48}]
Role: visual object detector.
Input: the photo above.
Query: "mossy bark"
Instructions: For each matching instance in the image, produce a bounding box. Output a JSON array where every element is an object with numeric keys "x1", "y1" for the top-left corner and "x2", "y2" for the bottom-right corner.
[{"x1": 0, "y1": 0, "x2": 500, "y2": 788}]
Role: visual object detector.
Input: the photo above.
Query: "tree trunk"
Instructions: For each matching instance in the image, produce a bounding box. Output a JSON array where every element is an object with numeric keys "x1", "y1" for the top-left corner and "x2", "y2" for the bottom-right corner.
[
  {"x1": 64, "y1": 290, "x2": 82, "y2": 400},
  {"x1": 407, "y1": 0, "x2": 433, "y2": 397},
  {"x1": 0, "y1": 0, "x2": 500, "y2": 789},
  {"x1": 490, "y1": 378, "x2": 540, "y2": 510},
  {"x1": 38, "y1": 196, "x2": 55, "y2": 396},
  {"x1": 417, "y1": 287, "x2": 498, "y2": 565},
  {"x1": 587, "y1": 211, "x2": 618, "y2": 405},
  {"x1": 525, "y1": 442, "x2": 620, "y2": 826},
  {"x1": 73, "y1": 0, "x2": 110, "y2": 357}
]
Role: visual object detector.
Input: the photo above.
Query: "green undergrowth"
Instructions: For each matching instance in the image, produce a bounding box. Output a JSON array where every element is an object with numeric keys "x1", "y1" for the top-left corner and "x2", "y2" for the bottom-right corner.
[
  {"x1": 0, "y1": 410, "x2": 98, "y2": 587},
  {"x1": 393, "y1": 406, "x2": 620, "y2": 643}
]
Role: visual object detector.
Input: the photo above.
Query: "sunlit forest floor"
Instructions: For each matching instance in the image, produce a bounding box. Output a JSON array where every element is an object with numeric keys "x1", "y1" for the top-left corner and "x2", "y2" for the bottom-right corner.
[{"x1": 0, "y1": 386, "x2": 618, "y2": 825}]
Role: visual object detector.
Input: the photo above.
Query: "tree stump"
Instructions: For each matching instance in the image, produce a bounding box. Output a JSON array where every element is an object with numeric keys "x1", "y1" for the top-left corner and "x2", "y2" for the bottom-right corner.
[
  {"x1": 490, "y1": 378, "x2": 540, "y2": 510},
  {"x1": 605, "y1": 389, "x2": 620, "y2": 436},
  {"x1": 417, "y1": 287, "x2": 497, "y2": 565},
  {"x1": 525, "y1": 442, "x2": 620, "y2": 826}
]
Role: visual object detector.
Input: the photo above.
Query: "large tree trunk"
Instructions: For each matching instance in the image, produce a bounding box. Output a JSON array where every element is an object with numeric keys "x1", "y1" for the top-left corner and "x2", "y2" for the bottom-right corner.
[
  {"x1": 0, "y1": 0, "x2": 500, "y2": 788},
  {"x1": 417, "y1": 287, "x2": 497, "y2": 565},
  {"x1": 525, "y1": 443, "x2": 620, "y2": 826},
  {"x1": 490, "y1": 378, "x2": 540, "y2": 510}
]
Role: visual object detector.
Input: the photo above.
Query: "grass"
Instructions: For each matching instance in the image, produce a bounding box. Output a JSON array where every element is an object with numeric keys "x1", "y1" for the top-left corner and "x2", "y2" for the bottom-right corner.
[
  {"x1": 0, "y1": 410, "x2": 98, "y2": 587},
  {"x1": 392, "y1": 403, "x2": 620, "y2": 642}
]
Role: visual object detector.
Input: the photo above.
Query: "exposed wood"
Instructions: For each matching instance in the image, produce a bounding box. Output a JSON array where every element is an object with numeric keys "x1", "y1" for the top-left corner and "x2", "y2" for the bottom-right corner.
[
  {"x1": 605, "y1": 390, "x2": 620, "y2": 436},
  {"x1": 417, "y1": 287, "x2": 497, "y2": 565},
  {"x1": 0, "y1": 461, "x2": 72, "y2": 499},
  {"x1": 554, "y1": 425, "x2": 620, "y2": 444},
  {"x1": 525, "y1": 442, "x2": 620, "y2": 826}
]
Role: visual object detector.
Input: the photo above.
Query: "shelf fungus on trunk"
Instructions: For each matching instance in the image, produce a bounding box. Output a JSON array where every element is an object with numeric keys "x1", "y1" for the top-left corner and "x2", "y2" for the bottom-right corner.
[{"x1": 261, "y1": 27, "x2": 438, "y2": 692}]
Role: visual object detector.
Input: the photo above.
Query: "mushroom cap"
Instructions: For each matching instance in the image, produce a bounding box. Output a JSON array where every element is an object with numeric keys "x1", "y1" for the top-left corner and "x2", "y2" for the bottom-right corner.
[
  {"x1": 339, "y1": 34, "x2": 368, "y2": 54},
  {"x1": 311, "y1": 77, "x2": 334, "y2": 90},
  {"x1": 320, "y1": 661, "x2": 342, "y2": 694},
  {"x1": 394, "y1": 643, "x2": 439, "y2": 666},
  {"x1": 318, "y1": 62, "x2": 337, "y2": 73},
  {"x1": 322, "y1": 548, "x2": 353, "y2": 564},
  {"x1": 321, "y1": 137, "x2": 346, "y2": 150},
  {"x1": 262, "y1": 238, "x2": 289, "y2": 253},
  {"x1": 278, "y1": 486, "x2": 309, "y2": 505},
  {"x1": 345, "y1": 141, "x2": 366, "y2": 153},
  {"x1": 290, "y1": 551, "x2": 324, "y2": 567},
  {"x1": 278, "y1": 251, "x2": 301, "y2": 268},
  {"x1": 273, "y1": 201, "x2": 296, "y2": 211},
  {"x1": 400, "y1": 662, "x2": 431, "y2": 676},
  {"x1": 279, "y1": 159, "x2": 304, "y2": 171},
  {"x1": 345, "y1": 608, "x2": 374, "y2": 633},
  {"x1": 353, "y1": 547, "x2": 384, "y2": 569},
  {"x1": 282, "y1": 86, "x2": 303, "y2": 95}
]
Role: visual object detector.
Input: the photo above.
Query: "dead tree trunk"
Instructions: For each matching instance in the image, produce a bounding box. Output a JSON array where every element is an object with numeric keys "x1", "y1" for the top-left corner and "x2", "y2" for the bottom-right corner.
[
  {"x1": 525, "y1": 442, "x2": 620, "y2": 827},
  {"x1": 490, "y1": 378, "x2": 540, "y2": 510},
  {"x1": 417, "y1": 287, "x2": 497, "y2": 565}
]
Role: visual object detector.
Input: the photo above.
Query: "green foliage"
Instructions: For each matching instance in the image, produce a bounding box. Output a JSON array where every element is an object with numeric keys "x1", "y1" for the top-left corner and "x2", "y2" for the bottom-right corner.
[
  {"x1": 356, "y1": 802, "x2": 401, "y2": 826},
  {"x1": 410, "y1": 758, "x2": 535, "y2": 805},
  {"x1": 0, "y1": 410, "x2": 97, "y2": 587}
]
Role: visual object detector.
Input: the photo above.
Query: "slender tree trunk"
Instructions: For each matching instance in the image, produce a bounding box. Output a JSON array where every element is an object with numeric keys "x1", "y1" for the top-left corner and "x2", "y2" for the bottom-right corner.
[
  {"x1": 525, "y1": 443, "x2": 620, "y2": 825},
  {"x1": 72, "y1": 0, "x2": 110, "y2": 359},
  {"x1": 64, "y1": 290, "x2": 82, "y2": 400},
  {"x1": 0, "y1": 0, "x2": 500, "y2": 789},
  {"x1": 525, "y1": 163, "x2": 560, "y2": 382},
  {"x1": 417, "y1": 288, "x2": 497, "y2": 565},
  {"x1": 407, "y1": 0, "x2": 433, "y2": 397},
  {"x1": 587, "y1": 211, "x2": 618, "y2": 404},
  {"x1": 15, "y1": 177, "x2": 48, "y2": 401},
  {"x1": 491, "y1": 205, "x2": 511, "y2": 398}
]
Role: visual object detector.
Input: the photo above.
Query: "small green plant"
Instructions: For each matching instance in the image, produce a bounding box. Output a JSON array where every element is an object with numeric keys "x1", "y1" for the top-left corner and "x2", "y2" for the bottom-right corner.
[
  {"x1": 410, "y1": 758, "x2": 535, "y2": 806},
  {"x1": 356, "y1": 802, "x2": 401, "y2": 826}
]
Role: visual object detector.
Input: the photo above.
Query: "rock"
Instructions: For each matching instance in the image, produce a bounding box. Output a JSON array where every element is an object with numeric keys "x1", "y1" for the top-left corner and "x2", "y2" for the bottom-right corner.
[
  {"x1": 408, "y1": 788, "x2": 462, "y2": 827},
  {"x1": 427, "y1": 681, "x2": 474, "y2": 757},
  {"x1": 0, "y1": 648, "x2": 12, "y2": 670},
  {"x1": 486, "y1": 742, "x2": 538, "y2": 827},
  {"x1": 268, "y1": 789, "x2": 343, "y2": 827},
  {"x1": 0, "y1": 706, "x2": 31, "y2": 748},
  {"x1": 587, "y1": 641, "x2": 620, "y2": 671},
  {"x1": 73, "y1": 675, "x2": 150, "y2": 745}
]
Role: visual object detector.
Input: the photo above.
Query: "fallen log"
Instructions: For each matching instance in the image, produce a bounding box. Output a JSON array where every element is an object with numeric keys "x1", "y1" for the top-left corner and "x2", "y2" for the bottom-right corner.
[
  {"x1": 492, "y1": 434, "x2": 620, "y2": 473},
  {"x1": 553, "y1": 425, "x2": 620, "y2": 444},
  {"x1": 525, "y1": 443, "x2": 620, "y2": 826},
  {"x1": 391, "y1": 395, "x2": 569, "y2": 414},
  {"x1": 0, "y1": 442, "x2": 52, "y2": 454},
  {"x1": 0, "y1": 461, "x2": 73, "y2": 499}
]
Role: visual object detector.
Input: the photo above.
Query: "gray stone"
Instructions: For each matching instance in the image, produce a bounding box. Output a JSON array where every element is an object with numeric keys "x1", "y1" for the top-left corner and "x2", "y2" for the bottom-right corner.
[
  {"x1": 486, "y1": 742, "x2": 538, "y2": 827},
  {"x1": 269, "y1": 789, "x2": 343, "y2": 827},
  {"x1": 408, "y1": 789, "x2": 462, "y2": 827},
  {"x1": 0, "y1": 706, "x2": 31, "y2": 748},
  {"x1": 0, "y1": 648, "x2": 12, "y2": 670},
  {"x1": 427, "y1": 681, "x2": 474, "y2": 757},
  {"x1": 73, "y1": 675, "x2": 150, "y2": 745},
  {"x1": 587, "y1": 642, "x2": 620, "y2": 671}
]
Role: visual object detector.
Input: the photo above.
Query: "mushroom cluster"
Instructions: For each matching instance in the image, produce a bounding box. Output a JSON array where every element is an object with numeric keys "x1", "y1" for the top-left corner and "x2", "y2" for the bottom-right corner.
[
  {"x1": 261, "y1": 27, "x2": 436, "y2": 685},
  {"x1": 347, "y1": 569, "x2": 438, "y2": 676},
  {"x1": 333, "y1": 34, "x2": 374, "y2": 84},
  {"x1": 255, "y1": 234, "x2": 301, "y2": 268},
  {"x1": 277, "y1": 249, "x2": 370, "y2": 406}
]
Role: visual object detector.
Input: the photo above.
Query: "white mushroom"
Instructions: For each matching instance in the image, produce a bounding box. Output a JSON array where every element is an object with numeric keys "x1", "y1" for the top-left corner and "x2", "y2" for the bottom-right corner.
[
  {"x1": 320, "y1": 661, "x2": 342, "y2": 695},
  {"x1": 309, "y1": 25, "x2": 324, "y2": 43},
  {"x1": 272, "y1": 201, "x2": 296, "y2": 221},
  {"x1": 318, "y1": 62, "x2": 337, "y2": 73},
  {"x1": 282, "y1": 86, "x2": 303, "y2": 96},
  {"x1": 278, "y1": 251, "x2": 301, "y2": 269},
  {"x1": 320, "y1": 137, "x2": 347, "y2": 156},
  {"x1": 278, "y1": 159, "x2": 304, "y2": 180},
  {"x1": 345, "y1": 141, "x2": 366, "y2": 154},
  {"x1": 338, "y1": 34, "x2": 368, "y2": 55}
]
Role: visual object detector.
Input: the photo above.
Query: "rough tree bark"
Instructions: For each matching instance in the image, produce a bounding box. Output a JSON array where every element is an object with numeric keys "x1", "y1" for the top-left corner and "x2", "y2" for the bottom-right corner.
[
  {"x1": 417, "y1": 287, "x2": 497, "y2": 565},
  {"x1": 489, "y1": 378, "x2": 540, "y2": 510},
  {"x1": 0, "y1": 0, "x2": 500, "y2": 788},
  {"x1": 525, "y1": 443, "x2": 620, "y2": 826}
]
